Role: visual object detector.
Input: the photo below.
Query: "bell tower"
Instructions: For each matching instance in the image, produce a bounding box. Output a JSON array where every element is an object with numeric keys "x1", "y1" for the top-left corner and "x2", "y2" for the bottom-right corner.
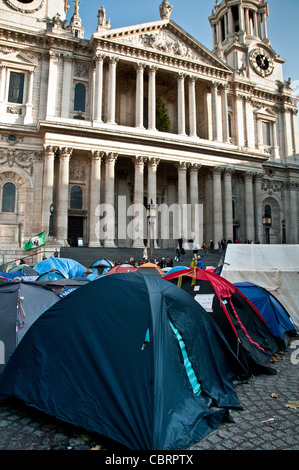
[
  {"x1": 209, "y1": 0, "x2": 285, "y2": 86},
  {"x1": 0, "y1": 0, "x2": 69, "y2": 32}
]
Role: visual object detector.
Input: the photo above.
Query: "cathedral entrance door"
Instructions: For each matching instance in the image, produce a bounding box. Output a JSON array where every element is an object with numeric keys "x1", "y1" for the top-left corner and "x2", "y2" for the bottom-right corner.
[{"x1": 68, "y1": 216, "x2": 84, "y2": 247}]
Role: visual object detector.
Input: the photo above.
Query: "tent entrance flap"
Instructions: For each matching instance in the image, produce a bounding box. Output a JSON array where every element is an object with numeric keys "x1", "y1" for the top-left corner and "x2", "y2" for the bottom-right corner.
[{"x1": 169, "y1": 320, "x2": 202, "y2": 396}]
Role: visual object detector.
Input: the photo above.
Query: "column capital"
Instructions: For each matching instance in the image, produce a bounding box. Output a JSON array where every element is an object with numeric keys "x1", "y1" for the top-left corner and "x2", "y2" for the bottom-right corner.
[
  {"x1": 90, "y1": 150, "x2": 104, "y2": 162},
  {"x1": 177, "y1": 161, "x2": 189, "y2": 172},
  {"x1": 178, "y1": 72, "x2": 187, "y2": 80},
  {"x1": 43, "y1": 145, "x2": 58, "y2": 158},
  {"x1": 212, "y1": 166, "x2": 223, "y2": 176},
  {"x1": 244, "y1": 170, "x2": 255, "y2": 181},
  {"x1": 223, "y1": 166, "x2": 235, "y2": 176},
  {"x1": 148, "y1": 157, "x2": 160, "y2": 170},
  {"x1": 135, "y1": 62, "x2": 146, "y2": 72},
  {"x1": 132, "y1": 155, "x2": 147, "y2": 167},
  {"x1": 190, "y1": 163, "x2": 201, "y2": 173},
  {"x1": 58, "y1": 147, "x2": 73, "y2": 160},
  {"x1": 148, "y1": 65, "x2": 158, "y2": 73},
  {"x1": 188, "y1": 74, "x2": 197, "y2": 82},
  {"x1": 94, "y1": 51, "x2": 106, "y2": 61},
  {"x1": 105, "y1": 152, "x2": 118, "y2": 165},
  {"x1": 108, "y1": 55, "x2": 119, "y2": 65}
]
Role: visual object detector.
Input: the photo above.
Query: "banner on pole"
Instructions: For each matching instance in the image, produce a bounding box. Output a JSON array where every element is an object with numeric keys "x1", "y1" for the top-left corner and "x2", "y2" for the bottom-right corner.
[{"x1": 23, "y1": 232, "x2": 45, "y2": 251}]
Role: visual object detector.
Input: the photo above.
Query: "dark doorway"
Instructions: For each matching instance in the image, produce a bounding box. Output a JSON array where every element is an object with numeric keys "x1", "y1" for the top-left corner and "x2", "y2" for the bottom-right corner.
[{"x1": 68, "y1": 216, "x2": 84, "y2": 247}]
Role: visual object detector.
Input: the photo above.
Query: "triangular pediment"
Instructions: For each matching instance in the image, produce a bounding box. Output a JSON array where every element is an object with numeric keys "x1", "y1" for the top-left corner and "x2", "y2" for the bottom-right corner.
[
  {"x1": 97, "y1": 19, "x2": 230, "y2": 72},
  {"x1": 0, "y1": 50, "x2": 37, "y2": 68}
]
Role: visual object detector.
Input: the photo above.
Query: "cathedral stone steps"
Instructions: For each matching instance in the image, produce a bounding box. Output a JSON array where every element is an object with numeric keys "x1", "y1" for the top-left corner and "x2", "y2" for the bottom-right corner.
[{"x1": 59, "y1": 246, "x2": 223, "y2": 270}]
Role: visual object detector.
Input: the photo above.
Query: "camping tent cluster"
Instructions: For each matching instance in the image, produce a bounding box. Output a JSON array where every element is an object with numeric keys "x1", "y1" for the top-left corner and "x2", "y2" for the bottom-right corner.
[{"x1": 0, "y1": 250, "x2": 297, "y2": 450}]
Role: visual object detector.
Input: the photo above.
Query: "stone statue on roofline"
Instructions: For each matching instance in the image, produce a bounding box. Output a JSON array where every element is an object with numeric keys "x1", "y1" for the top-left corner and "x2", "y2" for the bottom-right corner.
[
  {"x1": 97, "y1": 6, "x2": 111, "y2": 31},
  {"x1": 159, "y1": 0, "x2": 173, "y2": 20}
]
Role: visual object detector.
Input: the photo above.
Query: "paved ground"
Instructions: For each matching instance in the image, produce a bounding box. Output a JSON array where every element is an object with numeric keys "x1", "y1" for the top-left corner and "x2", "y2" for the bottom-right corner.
[{"x1": 0, "y1": 339, "x2": 298, "y2": 452}]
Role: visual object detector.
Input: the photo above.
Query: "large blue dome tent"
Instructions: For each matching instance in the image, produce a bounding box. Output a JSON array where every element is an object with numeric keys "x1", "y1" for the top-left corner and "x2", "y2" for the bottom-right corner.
[
  {"x1": 234, "y1": 282, "x2": 297, "y2": 348},
  {"x1": 0, "y1": 273, "x2": 246, "y2": 450}
]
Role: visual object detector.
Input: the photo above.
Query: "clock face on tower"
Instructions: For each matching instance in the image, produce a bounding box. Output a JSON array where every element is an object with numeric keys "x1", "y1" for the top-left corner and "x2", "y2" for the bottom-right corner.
[
  {"x1": 5, "y1": 0, "x2": 44, "y2": 13},
  {"x1": 249, "y1": 48, "x2": 274, "y2": 77}
]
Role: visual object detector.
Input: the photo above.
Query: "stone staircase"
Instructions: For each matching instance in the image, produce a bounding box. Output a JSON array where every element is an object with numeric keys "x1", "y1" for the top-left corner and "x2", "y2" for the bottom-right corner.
[{"x1": 60, "y1": 246, "x2": 223, "y2": 270}]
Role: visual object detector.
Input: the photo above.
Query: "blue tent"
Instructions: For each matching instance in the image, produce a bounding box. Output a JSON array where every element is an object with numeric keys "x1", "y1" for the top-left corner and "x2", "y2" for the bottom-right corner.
[
  {"x1": 0, "y1": 273, "x2": 246, "y2": 450},
  {"x1": 34, "y1": 257, "x2": 86, "y2": 279},
  {"x1": 0, "y1": 281, "x2": 59, "y2": 374},
  {"x1": 87, "y1": 259, "x2": 113, "y2": 279},
  {"x1": 234, "y1": 282, "x2": 297, "y2": 347}
]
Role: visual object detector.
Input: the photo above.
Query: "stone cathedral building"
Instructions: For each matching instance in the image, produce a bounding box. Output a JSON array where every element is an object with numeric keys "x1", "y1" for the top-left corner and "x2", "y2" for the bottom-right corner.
[{"x1": 0, "y1": 0, "x2": 298, "y2": 261}]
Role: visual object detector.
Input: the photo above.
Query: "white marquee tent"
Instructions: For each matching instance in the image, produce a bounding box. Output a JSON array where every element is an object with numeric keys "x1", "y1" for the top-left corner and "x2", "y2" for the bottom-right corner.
[{"x1": 221, "y1": 244, "x2": 299, "y2": 332}]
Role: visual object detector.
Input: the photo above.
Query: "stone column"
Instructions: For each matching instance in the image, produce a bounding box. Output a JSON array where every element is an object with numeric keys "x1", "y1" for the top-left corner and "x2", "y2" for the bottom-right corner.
[
  {"x1": 61, "y1": 53, "x2": 73, "y2": 119},
  {"x1": 223, "y1": 167, "x2": 234, "y2": 241},
  {"x1": 288, "y1": 181, "x2": 298, "y2": 243},
  {"x1": 211, "y1": 81, "x2": 220, "y2": 141},
  {"x1": 190, "y1": 163, "x2": 201, "y2": 247},
  {"x1": 178, "y1": 162, "x2": 189, "y2": 244},
  {"x1": 236, "y1": 94, "x2": 245, "y2": 147},
  {"x1": 147, "y1": 158, "x2": 160, "y2": 206},
  {"x1": 93, "y1": 53, "x2": 105, "y2": 122},
  {"x1": 46, "y1": 50, "x2": 59, "y2": 117},
  {"x1": 56, "y1": 147, "x2": 72, "y2": 243},
  {"x1": 221, "y1": 84, "x2": 229, "y2": 143},
  {"x1": 0, "y1": 66, "x2": 6, "y2": 104},
  {"x1": 282, "y1": 107, "x2": 293, "y2": 165},
  {"x1": 213, "y1": 167, "x2": 223, "y2": 244},
  {"x1": 24, "y1": 70, "x2": 34, "y2": 125},
  {"x1": 42, "y1": 146, "x2": 57, "y2": 236},
  {"x1": 89, "y1": 151, "x2": 103, "y2": 246},
  {"x1": 104, "y1": 152, "x2": 118, "y2": 247},
  {"x1": 244, "y1": 171, "x2": 255, "y2": 242},
  {"x1": 254, "y1": 172, "x2": 263, "y2": 244},
  {"x1": 132, "y1": 156, "x2": 146, "y2": 248},
  {"x1": 245, "y1": 96, "x2": 255, "y2": 149},
  {"x1": 177, "y1": 73, "x2": 186, "y2": 136},
  {"x1": 135, "y1": 63, "x2": 145, "y2": 129},
  {"x1": 107, "y1": 57, "x2": 118, "y2": 124},
  {"x1": 188, "y1": 76, "x2": 197, "y2": 137},
  {"x1": 148, "y1": 66, "x2": 157, "y2": 131}
]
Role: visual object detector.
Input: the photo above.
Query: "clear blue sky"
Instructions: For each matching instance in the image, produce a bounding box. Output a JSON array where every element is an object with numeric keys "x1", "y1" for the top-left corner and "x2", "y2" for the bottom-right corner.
[{"x1": 67, "y1": 0, "x2": 299, "y2": 92}]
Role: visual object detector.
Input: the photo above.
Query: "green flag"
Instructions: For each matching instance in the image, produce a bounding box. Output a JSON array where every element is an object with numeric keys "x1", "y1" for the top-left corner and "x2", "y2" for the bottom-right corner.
[{"x1": 23, "y1": 232, "x2": 45, "y2": 251}]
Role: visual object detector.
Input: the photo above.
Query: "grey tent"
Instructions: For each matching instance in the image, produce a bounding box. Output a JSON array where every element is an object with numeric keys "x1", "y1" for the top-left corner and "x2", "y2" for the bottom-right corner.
[{"x1": 0, "y1": 281, "x2": 60, "y2": 374}]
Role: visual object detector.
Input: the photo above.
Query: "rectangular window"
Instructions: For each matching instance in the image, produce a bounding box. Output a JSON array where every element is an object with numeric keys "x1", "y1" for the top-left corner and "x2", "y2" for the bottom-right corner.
[
  {"x1": 8, "y1": 72, "x2": 25, "y2": 104},
  {"x1": 262, "y1": 121, "x2": 271, "y2": 146}
]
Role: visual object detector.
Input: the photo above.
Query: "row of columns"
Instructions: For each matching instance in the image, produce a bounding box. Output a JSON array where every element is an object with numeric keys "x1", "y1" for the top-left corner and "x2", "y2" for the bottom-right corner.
[
  {"x1": 209, "y1": 166, "x2": 263, "y2": 244},
  {"x1": 41, "y1": 146, "x2": 298, "y2": 247},
  {"x1": 213, "y1": 4, "x2": 268, "y2": 46},
  {"x1": 92, "y1": 54, "x2": 229, "y2": 141}
]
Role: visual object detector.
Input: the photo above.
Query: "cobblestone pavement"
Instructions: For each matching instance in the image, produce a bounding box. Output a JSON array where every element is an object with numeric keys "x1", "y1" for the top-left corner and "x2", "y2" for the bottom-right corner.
[{"x1": 0, "y1": 340, "x2": 298, "y2": 451}]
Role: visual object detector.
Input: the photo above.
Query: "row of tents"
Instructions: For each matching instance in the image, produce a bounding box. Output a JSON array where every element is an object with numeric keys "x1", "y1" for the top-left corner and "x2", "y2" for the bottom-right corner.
[{"x1": 0, "y1": 246, "x2": 298, "y2": 450}]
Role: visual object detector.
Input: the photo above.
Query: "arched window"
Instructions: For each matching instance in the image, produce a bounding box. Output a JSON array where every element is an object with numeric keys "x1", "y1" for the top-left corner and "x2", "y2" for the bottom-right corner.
[
  {"x1": 74, "y1": 83, "x2": 86, "y2": 112},
  {"x1": 264, "y1": 204, "x2": 272, "y2": 218},
  {"x1": 2, "y1": 182, "x2": 16, "y2": 212},
  {"x1": 70, "y1": 185, "x2": 82, "y2": 209}
]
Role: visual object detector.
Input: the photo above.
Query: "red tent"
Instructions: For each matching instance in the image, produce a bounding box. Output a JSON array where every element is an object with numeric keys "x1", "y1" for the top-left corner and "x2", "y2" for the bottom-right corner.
[
  {"x1": 107, "y1": 264, "x2": 137, "y2": 274},
  {"x1": 164, "y1": 267, "x2": 281, "y2": 376}
]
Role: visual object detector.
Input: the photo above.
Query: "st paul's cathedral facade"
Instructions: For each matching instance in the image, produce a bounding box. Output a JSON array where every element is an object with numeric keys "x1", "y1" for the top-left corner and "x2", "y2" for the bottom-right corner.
[{"x1": 0, "y1": 0, "x2": 298, "y2": 260}]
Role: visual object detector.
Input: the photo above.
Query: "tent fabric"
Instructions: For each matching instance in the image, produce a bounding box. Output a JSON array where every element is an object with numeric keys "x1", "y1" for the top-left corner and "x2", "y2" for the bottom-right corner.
[
  {"x1": 34, "y1": 257, "x2": 86, "y2": 279},
  {"x1": 234, "y1": 282, "x2": 297, "y2": 347},
  {"x1": 0, "y1": 273, "x2": 245, "y2": 450},
  {"x1": 136, "y1": 263, "x2": 164, "y2": 276},
  {"x1": 0, "y1": 281, "x2": 59, "y2": 375},
  {"x1": 221, "y1": 244, "x2": 299, "y2": 331},
  {"x1": 107, "y1": 263, "x2": 137, "y2": 274},
  {"x1": 164, "y1": 268, "x2": 281, "y2": 376},
  {"x1": 87, "y1": 259, "x2": 114, "y2": 278}
]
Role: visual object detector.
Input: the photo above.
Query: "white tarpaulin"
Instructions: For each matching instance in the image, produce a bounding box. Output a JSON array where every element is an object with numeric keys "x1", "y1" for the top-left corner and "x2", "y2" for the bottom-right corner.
[{"x1": 221, "y1": 244, "x2": 299, "y2": 331}]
